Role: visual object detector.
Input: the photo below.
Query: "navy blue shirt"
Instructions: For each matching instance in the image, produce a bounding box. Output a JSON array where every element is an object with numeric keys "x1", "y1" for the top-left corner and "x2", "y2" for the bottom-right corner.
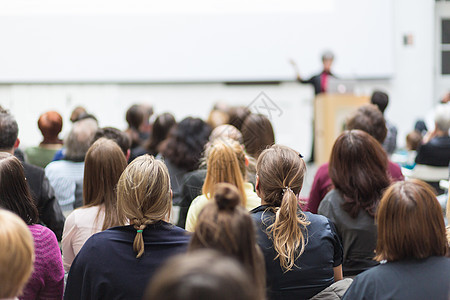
[
  {"x1": 65, "y1": 222, "x2": 190, "y2": 300},
  {"x1": 251, "y1": 205, "x2": 343, "y2": 300},
  {"x1": 343, "y1": 256, "x2": 450, "y2": 300}
]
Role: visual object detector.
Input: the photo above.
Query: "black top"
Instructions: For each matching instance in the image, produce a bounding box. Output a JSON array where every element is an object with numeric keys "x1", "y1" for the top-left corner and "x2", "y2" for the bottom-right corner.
[
  {"x1": 415, "y1": 136, "x2": 450, "y2": 167},
  {"x1": 178, "y1": 168, "x2": 207, "y2": 228},
  {"x1": 343, "y1": 256, "x2": 450, "y2": 300},
  {"x1": 23, "y1": 161, "x2": 65, "y2": 241},
  {"x1": 318, "y1": 190, "x2": 379, "y2": 276},
  {"x1": 64, "y1": 222, "x2": 191, "y2": 300},
  {"x1": 251, "y1": 205, "x2": 343, "y2": 300},
  {"x1": 298, "y1": 71, "x2": 334, "y2": 95}
]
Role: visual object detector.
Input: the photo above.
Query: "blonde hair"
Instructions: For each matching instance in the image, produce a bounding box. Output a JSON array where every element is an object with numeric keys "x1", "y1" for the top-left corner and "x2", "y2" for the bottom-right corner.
[
  {"x1": 202, "y1": 139, "x2": 247, "y2": 207},
  {"x1": 117, "y1": 155, "x2": 172, "y2": 258},
  {"x1": 256, "y1": 145, "x2": 309, "y2": 271},
  {"x1": 0, "y1": 209, "x2": 35, "y2": 298}
]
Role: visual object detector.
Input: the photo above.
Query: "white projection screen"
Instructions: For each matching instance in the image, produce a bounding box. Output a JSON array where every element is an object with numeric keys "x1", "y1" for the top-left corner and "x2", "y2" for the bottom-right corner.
[{"x1": 0, "y1": 0, "x2": 394, "y2": 83}]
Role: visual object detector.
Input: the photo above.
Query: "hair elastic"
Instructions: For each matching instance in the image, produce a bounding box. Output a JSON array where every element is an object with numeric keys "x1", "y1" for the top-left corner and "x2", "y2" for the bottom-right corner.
[
  {"x1": 282, "y1": 186, "x2": 293, "y2": 195},
  {"x1": 137, "y1": 230, "x2": 143, "y2": 233}
]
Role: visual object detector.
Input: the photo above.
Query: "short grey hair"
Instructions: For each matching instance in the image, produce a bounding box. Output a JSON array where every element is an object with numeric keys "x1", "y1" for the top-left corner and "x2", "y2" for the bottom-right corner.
[
  {"x1": 0, "y1": 112, "x2": 19, "y2": 150},
  {"x1": 65, "y1": 118, "x2": 98, "y2": 161},
  {"x1": 322, "y1": 51, "x2": 334, "y2": 61},
  {"x1": 434, "y1": 104, "x2": 450, "y2": 133}
]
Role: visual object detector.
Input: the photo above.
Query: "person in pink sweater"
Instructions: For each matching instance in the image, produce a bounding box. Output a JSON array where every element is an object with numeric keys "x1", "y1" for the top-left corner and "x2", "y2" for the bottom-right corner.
[{"x1": 0, "y1": 153, "x2": 64, "y2": 300}]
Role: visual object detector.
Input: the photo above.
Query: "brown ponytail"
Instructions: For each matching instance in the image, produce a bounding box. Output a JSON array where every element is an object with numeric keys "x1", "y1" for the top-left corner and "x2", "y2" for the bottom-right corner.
[
  {"x1": 257, "y1": 145, "x2": 309, "y2": 271},
  {"x1": 117, "y1": 155, "x2": 172, "y2": 258}
]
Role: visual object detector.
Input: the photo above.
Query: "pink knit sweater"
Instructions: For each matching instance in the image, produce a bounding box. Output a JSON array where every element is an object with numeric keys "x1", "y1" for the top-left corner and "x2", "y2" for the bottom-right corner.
[{"x1": 20, "y1": 225, "x2": 64, "y2": 300}]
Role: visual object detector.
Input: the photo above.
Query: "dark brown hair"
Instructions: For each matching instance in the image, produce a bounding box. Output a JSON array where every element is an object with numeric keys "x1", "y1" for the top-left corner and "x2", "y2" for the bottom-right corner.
[
  {"x1": 375, "y1": 179, "x2": 447, "y2": 261},
  {"x1": 0, "y1": 153, "x2": 38, "y2": 225},
  {"x1": 144, "y1": 249, "x2": 258, "y2": 300},
  {"x1": 83, "y1": 138, "x2": 128, "y2": 231},
  {"x1": 346, "y1": 104, "x2": 387, "y2": 144},
  {"x1": 228, "y1": 106, "x2": 251, "y2": 131},
  {"x1": 146, "y1": 113, "x2": 176, "y2": 156},
  {"x1": 189, "y1": 183, "x2": 265, "y2": 298},
  {"x1": 256, "y1": 145, "x2": 309, "y2": 271},
  {"x1": 329, "y1": 130, "x2": 391, "y2": 218},
  {"x1": 242, "y1": 114, "x2": 275, "y2": 159}
]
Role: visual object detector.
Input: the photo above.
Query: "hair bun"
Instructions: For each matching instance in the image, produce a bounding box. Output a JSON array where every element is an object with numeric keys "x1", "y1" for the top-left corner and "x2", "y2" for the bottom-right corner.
[{"x1": 214, "y1": 183, "x2": 241, "y2": 210}]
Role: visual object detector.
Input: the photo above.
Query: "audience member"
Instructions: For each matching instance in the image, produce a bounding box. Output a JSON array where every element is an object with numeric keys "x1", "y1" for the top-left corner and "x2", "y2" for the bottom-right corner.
[
  {"x1": 251, "y1": 145, "x2": 344, "y2": 300},
  {"x1": 228, "y1": 106, "x2": 251, "y2": 131},
  {"x1": 307, "y1": 104, "x2": 403, "y2": 214},
  {"x1": 125, "y1": 104, "x2": 147, "y2": 162},
  {"x1": 343, "y1": 180, "x2": 450, "y2": 299},
  {"x1": 318, "y1": 130, "x2": 391, "y2": 276},
  {"x1": 415, "y1": 104, "x2": 450, "y2": 167},
  {"x1": 69, "y1": 106, "x2": 87, "y2": 123},
  {"x1": 178, "y1": 124, "x2": 243, "y2": 228},
  {"x1": 144, "y1": 250, "x2": 258, "y2": 300},
  {"x1": 189, "y1": 183, "x2": 265, "y2": 299},
  {"x1": 138, "y1": 103, "x2": 154, "y2": 141},
  {"x1": 25, "y1": 111, "x2": 63, "y2": 168},
  {"x1": 185, "y1": 139, "x2": 260, "y2": 231},
  {"x1": 207, "y1": 109, "x2": 230, "y2": 128},
  {"x1": 0, "y1": 110, "x2": 65, "y2": 240},
  {"x1": 159, "y1": 117, "x2": 211, "y2": 205},
  {"x1": 45, "y1": 118, "x2": 98, "y2": 212},
  {"x1": 65, "y1": 155, "x2": 190, "y2": 300},
  {"x1": 62, "y1": 138, "x2": 128, "y2": 271},
  {"x1": 0, "y1": 153, "x2": 64, "y2": 300},
  {"x1": 92, "y1": 126, "x2": 131, "y2": 159},
  {"x1": 0, "y1": 209, "x2": 35, "y2": 300},
  {"x1": 146, "y1": 112, "x2": 176, "y2": 156},
  {"x1": 371, "y1": 91, "x2": 397, "y2": 155},
  {"x1": 241, "y1": 113, "x2": 275, "y2": 159}
]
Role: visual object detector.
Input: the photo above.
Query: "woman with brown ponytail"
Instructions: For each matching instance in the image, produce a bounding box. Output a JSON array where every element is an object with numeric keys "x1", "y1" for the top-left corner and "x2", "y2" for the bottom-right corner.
[
  {"x1": 64, "y1": 155, "x2": 190, "y2": 300},
  {"x1": 251, "y1": 145, "x2": 343, "y2": 300}
]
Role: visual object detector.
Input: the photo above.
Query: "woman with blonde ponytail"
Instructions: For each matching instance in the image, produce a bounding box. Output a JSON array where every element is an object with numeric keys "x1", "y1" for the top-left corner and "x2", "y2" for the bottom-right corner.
[
  {"x1": 65, "y1": 155, "x2": 190, "y2": 300},
  {"x1": 251, "y1": 145, "x2": 343, "y2": 300}
]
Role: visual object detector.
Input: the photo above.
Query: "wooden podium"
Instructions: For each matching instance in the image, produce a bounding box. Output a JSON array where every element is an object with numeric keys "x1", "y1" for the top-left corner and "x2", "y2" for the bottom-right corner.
[{"x1": 314, "y1": 94, "x2": 369, "y2": 165}]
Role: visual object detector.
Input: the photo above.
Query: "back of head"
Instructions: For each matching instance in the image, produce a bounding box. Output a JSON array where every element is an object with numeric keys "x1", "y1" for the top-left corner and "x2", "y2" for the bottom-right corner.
[
  {"x1": 329, "y1": 130, "x2": 390, "y2": 218},
  {"x1": 65, "y1": 118, "x2": 98, "y2": 161},
  {"x1": 147, "y1": 113, "x2": 176, "y2": 156},
  {"x1": 83, "y1": 138, "x2": 128, "y2": 230},
  {"x1": 37, "y1": 111, "x2": 63, "y2": 140},
  {"x1": 70, "y1": 106, "x2": 87, "y2": 123},
  {"x1": 116, "y1": 154, "x2": 171, "y2": 258},
  {"x1": 346, "y1": 104, "x2": 387, "y2": 143},
  {"x1": 144, "y1": 250, "x2": 257, "y2": 300},
  {"x1": 406, "y1": 130, "x2": 422, "y2": 151},
  {"x1": 126, "y1": 104, "x2": 144, "y2": 130},
  {"x1": 0, "y1": 111, "x2": 18, "y2": 151},
  {"x1": 209, "y1": 124, "x2": 243, "y2": 144},
  {"x1": 190, "y1": 183, "x2": 263, "y2": 294},
  {"x1": 256, "y1": 145, "x2": 308, "y2": 271},
  {"x1": 93, "y1": 127, "x2": 131, "y2": 157},
  {"x1": 376, "y1": 179, "x2": 446, "y2": 261},
  {"x1": 370, "y1": 91, "x2": 389, "y2": 114},
  {"x1": 207, "y1": 110, "x2": 230, "y2": 129},
  {"x1": 202, "y1": 139, "x2": 247, "y2": 206},
  {"x1": 0, "y1": 209, "x2": 34, "y2": 299},
  {"x1": 228, "y1": 106, "x2": 251, "y2": 131},
  {"x1": 0, "y1": 153, "x2": 39, "y2": 225},
  {"x1": 241, "y1": 114, "x2": 275, "y2": 159},
  {"x1": 434, "y1": 104, "x2": 450, "y2": 133},
  {"x1": 160, "y1": 117, "x2": 212, "y2": 171}
]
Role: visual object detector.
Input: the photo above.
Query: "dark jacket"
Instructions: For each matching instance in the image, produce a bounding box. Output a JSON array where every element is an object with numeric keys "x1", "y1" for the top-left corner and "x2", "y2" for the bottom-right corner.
[
  {"x1": 65, "y1": 222, "x2": 190, "y2": 300},
  {"x1": 298, "y1": 71, "x2": 334, "y2": 95},
  {"x1": 23, "y1": 162, "x2": 65, "y2": 241},
  {"x1": 251, "y1": 205, "x2": 343, "y2": 300}
]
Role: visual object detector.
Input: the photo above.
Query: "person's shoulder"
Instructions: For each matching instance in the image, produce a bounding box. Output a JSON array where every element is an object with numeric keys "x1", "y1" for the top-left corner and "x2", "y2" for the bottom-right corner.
[
  {"x1": 23, "y1": 161, "x2": 45, "y2": 177},
  {"x1": 315, "y1": 162, "x2": 330, "y2": 177},
  {"x1": 322, "y1": 189, "x2": 342, "y2": 203},
  {"x1": 29, "y1": 224, "x2": 58, "y2": 243},
  {"x1": 304, "y1": 211, "x2": 331, "y2": 225}
]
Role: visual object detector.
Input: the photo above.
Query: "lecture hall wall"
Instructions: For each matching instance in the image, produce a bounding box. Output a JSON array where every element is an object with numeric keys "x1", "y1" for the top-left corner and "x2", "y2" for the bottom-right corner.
[{"x1": 0, "y1": 0, "x2": 435, "y2": 159}]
